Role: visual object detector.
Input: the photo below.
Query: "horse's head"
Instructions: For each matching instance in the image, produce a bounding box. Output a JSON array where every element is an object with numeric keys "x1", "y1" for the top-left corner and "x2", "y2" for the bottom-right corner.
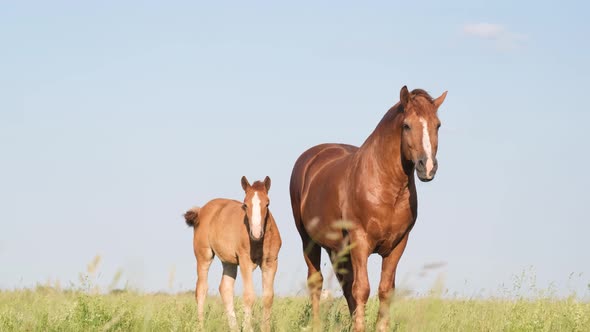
[
  {"x1": 240, "y1": 175, "x2": 271, "y2": 241},
  {"x1": 399, "y1": 86, "x2": 447, "y2": 182}
]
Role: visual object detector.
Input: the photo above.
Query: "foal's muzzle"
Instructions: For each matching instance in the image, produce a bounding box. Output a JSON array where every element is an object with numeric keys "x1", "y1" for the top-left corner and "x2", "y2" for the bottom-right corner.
[
  {"x1": 250, "y1": 229, "x2": 264, "y2": 241},
  {"x1": 416, "y1": 157, "x2": 438, "y2": 182}
]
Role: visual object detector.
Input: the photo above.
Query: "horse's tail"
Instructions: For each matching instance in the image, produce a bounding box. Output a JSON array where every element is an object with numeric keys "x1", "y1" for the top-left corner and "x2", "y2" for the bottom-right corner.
[{"x1": 184, "y1": 206, "x2": 200, "y2": 227}]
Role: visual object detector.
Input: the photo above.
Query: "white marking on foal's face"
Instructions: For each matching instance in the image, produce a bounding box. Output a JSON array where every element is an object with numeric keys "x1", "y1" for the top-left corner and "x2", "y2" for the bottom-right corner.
[
  {"x1": 251, "y1": 191, "x2": 262, "y2": 238},
  {"x1": 419, "y1": 117, "x2": 434, "y2": 175}
]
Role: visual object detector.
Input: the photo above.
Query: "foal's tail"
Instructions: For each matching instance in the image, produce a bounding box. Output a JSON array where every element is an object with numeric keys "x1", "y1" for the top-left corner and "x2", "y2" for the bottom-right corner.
[{"x1": 184, "y1": 206, "x2": 200, "y2": 227}]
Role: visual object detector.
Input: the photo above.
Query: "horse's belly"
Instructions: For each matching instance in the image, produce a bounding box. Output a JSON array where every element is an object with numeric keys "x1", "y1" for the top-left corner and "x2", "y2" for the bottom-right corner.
[{"x1": 303, "y1": 216, "x2": 348, "y2": 251}]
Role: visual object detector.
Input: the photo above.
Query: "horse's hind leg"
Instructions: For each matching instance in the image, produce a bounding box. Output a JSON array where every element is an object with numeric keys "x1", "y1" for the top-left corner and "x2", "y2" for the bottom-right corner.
[
  {"x1": 301, "y1": 234, "x2": 323, "y2": 330},
  {"x1": 293, "y1": 195, "x2": 322, "y2": 328},
  {"x1": 195, "y1": 248, "x2": 214, "y2": 328},
  {"x1": 219, "y1": 262, "x2": 238, "y2": 331}
]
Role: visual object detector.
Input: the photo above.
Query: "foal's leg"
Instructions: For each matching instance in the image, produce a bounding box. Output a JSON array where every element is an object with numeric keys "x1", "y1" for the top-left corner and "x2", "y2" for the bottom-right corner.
[
  {"x1": 302, "y1": 237, "x2": 323, "y2": 330},
  {"x1": 219, "y1": 262, "x2": 238, "y2": 331},
  {"x1": 376, "y1": 233, "x2": 409, "y2": 332},
  {"x1": 195, "y1": 248, "x2": 214, "y2": 328},
  {"x1": 239, "y1": 262, "x2": 256, "y2": 332},
  {"x1": 261, "y1": 257, "x2": 278, "y2": 332}
]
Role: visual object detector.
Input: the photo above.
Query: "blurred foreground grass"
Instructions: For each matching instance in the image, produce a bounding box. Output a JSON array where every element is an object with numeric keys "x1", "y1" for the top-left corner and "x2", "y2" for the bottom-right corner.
[
  {"x1": 1, "y1": 286, "x2": 589, "y2": 331},
  {"x1": 2, "y1": 256, "x2": 589, "y2": 331}
]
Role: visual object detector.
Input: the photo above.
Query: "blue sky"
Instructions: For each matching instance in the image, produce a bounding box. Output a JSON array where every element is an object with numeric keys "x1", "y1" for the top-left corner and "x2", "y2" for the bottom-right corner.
[{"x1": 1, "y1": 1, "x2": 589, "y2": 297}]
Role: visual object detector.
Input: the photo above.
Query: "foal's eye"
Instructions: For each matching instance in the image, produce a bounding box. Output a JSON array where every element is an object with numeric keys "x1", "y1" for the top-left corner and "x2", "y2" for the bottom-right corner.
[
  {"x1": 436, "y1": 123, "x2": 442, "y2": 130},
  {"x1": 242, "y1": 204, "x2": 247, "y2": 210},
  {"x1": 403, "y1": 123, "x2": 411, "y2": 131}
]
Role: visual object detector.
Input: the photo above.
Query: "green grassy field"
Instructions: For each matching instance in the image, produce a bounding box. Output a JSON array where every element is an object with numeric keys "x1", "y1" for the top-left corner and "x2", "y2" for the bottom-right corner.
[
  {"x1": 2, "y1": 257, "x2": 588, "y2": 331},
  {"x1": 1, "y1": 286, "x2": 589, "y2": 331}
]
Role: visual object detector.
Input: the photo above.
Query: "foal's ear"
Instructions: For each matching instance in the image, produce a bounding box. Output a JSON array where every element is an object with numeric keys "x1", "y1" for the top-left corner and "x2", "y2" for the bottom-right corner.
[
  {"x1": 433, "y1": 91, "x2": 448, "y2": 109},
  {"x1": 241, "y1": 176, "x2": 251, "y2": 191},
  {"x1": 400, "y1": 85, "x2": 411, "y2": 109},
  {"x1": 263, "y1": 176, "x2": 271, "y2": 192}
]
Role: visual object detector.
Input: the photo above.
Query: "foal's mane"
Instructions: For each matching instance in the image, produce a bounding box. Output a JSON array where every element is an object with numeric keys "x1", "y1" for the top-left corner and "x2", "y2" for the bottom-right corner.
[{"x1": 250, "y1": 181, "x2": 267, "y2": 191}]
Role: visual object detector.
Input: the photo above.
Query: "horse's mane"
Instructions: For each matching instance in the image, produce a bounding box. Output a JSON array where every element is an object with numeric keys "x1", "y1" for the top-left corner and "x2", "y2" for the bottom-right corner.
[
  {"x1": 378, "y1": 89, "x2": 435, "y2": 127},
  {"x1": 409, "y1": 89, "x2": 434, "y2": 103}
]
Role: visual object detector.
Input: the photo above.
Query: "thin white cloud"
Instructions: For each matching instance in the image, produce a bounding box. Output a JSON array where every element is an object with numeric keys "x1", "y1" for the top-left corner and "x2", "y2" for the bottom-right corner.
[
  {"x1": 462, "y1": 23, "x2": 527, "y2": 51},
  {"x1": 463, "y1": 23, "x2": 505, "y2": 40}
]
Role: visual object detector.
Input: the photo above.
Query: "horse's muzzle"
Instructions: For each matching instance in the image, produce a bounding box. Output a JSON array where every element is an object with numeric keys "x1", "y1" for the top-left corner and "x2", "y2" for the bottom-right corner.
[{"x1": 416, "y1": 157, "x2": 438, "y2": 182}]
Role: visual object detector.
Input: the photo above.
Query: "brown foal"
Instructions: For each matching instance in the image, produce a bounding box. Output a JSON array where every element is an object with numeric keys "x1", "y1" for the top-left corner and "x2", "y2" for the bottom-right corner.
[
  {"x1": 290, "y1": 86, "x2": 447, "y2": 331},
  {"x1": 185, "y1": 176, "x2": 282, "y2": 332}
]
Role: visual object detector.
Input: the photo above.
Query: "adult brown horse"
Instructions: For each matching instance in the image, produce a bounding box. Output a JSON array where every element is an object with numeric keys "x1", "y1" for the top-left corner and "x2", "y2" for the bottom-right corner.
[
  {"x1": 290, "y1": 86, "x2": 447, "y2": 331},
  {"x1": 184, "y1": 176, "x2": 282, "y2": 332}
]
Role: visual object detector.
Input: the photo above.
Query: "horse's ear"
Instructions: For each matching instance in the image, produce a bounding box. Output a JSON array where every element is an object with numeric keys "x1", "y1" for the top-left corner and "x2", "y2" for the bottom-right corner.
[
  {"x1": 241, "y1": 176, "x2": 251, "y2": 192},
  {"x1": 433, "y1": 91, "x2": 448, "y2": 109},
  {"x1": 400, "y1": 85, "x2": 411, "y2": 109},
  {"x1": 264, "y1": 176, "x2": 271, "y2": 192}
]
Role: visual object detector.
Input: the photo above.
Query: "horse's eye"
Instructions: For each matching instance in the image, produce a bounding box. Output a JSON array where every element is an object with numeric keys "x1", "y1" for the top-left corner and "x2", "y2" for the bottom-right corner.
[
  {"x1": 436, "y1": 123, "x2": 441, "y2": 130},
  {"x1": 242, "y1": 204, "x2": 247, "y2": 210},
  {"x1": 403, "y1": 123, "x2": 411, "y2": 131}
]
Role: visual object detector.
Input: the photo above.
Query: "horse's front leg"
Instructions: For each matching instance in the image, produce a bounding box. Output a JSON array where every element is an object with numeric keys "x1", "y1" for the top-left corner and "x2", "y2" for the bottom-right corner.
[
  {"x1": 239, "y1": 262, "x2": 256, "y2": 332},
  {"x1": 349, "y1": 236, "x2": 371, "y2": 332},
  {"x1": 261, "y1": 257, "x2": 278, "y2": 332},
  {"x1": 376, "y1": 233, "x2": 409, "y2": 332}
]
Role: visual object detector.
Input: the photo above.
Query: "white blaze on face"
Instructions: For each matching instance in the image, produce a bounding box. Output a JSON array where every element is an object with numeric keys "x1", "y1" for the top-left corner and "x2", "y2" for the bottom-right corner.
[
  {"x1": 251, "y1": 191, "x2": 262, "y2": 238},
  {"x1": 419, "y1": 117, "x2": 434, "y2": 175}
]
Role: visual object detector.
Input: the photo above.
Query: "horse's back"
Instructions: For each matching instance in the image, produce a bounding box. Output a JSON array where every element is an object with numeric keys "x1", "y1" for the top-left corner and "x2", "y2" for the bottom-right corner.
[
  {"x1": 199, "y1": 198, "x2": 242, "y2": 223},
  {"x1": 291, "y1": 143, "x2": 356, "y2": 194}
]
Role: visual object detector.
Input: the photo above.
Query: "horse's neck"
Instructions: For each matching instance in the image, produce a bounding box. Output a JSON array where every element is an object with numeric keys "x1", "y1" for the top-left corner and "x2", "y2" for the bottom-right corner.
[{"x1": 354, "y1": 111, "x2": 412, "y2": 189}]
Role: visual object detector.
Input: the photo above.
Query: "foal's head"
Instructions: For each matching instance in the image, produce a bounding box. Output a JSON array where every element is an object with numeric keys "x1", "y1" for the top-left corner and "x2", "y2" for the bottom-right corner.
[
  {"x1": 399, "y1": 86, "x2": 448, "y2": 182},
  {"x1": 240, "y1": 176, "x2": 271, "y2": 241}
]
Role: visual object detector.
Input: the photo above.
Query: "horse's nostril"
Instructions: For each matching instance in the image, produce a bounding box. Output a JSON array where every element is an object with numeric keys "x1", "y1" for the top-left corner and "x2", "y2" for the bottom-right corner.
[{"x1": 417, "y1": 159, "x2": 425, "y2": 168}]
